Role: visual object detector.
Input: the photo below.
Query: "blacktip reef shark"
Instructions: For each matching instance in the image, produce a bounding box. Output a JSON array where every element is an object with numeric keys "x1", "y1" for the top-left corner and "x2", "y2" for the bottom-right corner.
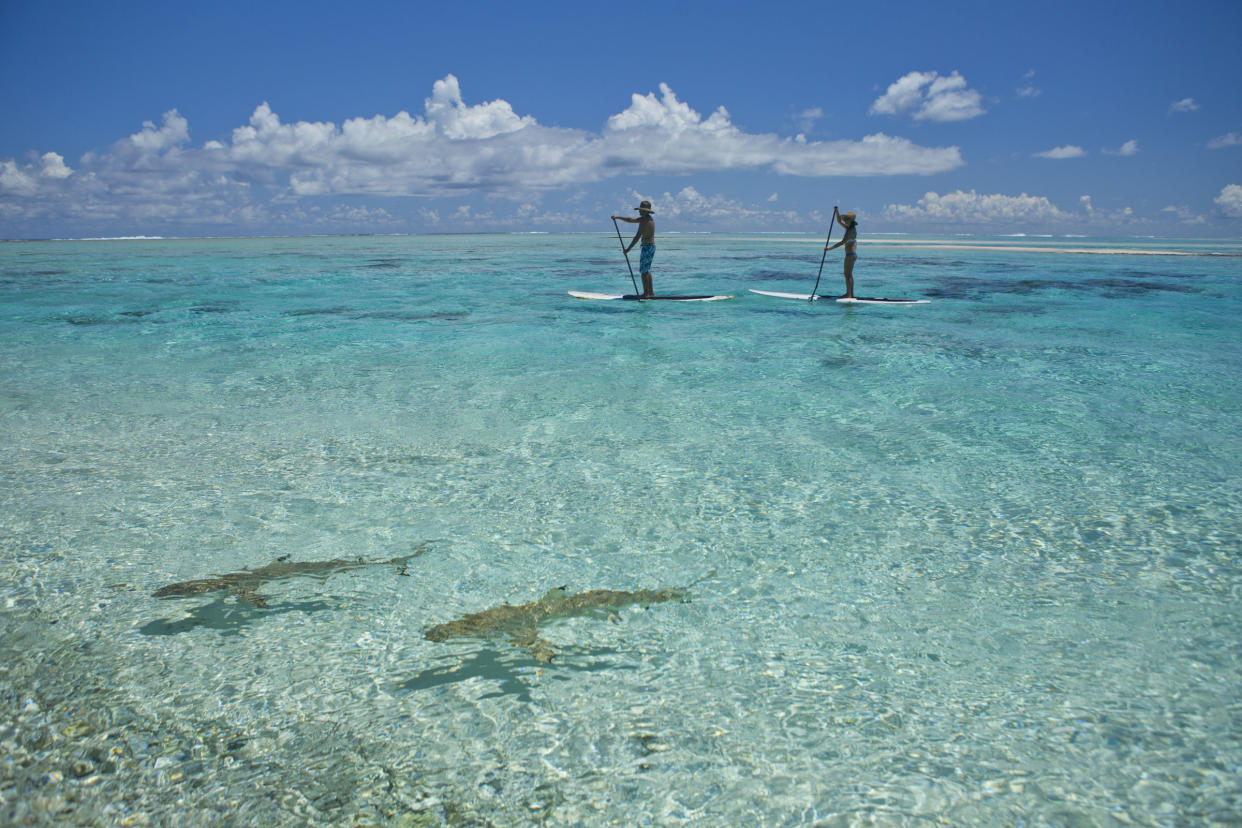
[
  {"x1": 425, "y1": 571, "x2": 714, "y2": 663},
  {"x1": 152, "y1": 543, "x2": 432, "y2": 607}
]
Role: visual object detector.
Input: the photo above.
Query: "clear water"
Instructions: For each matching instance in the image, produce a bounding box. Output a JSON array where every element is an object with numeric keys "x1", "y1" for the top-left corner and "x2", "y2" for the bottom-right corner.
[{"x1": 2, "y1": 233, "x2": 1240, "y2": 826}]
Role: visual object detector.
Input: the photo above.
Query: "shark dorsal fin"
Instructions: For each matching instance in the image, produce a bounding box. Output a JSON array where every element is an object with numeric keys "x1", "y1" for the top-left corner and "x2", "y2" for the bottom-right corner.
[{"x1": 539, "y1": 586, "x2": 569, "y2": 602}]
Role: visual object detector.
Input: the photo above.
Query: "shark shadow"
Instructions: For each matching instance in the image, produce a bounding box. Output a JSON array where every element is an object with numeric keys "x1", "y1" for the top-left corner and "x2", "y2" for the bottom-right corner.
[
  {"x1": 138, "y1": 597, "x2": 336, "y2": 637},
  {"x1": 424, "y1": 572, "x2": 713, "y2": 663},
  {"x1": 395, "y1": 646, "x2": 624, "y2": 703},
  {"x1": 151, "y1": 544, "x2": 432, "y2": 607}
]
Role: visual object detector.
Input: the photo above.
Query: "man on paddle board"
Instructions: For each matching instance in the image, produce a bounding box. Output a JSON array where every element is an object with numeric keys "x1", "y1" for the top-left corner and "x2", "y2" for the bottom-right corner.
[
  {"x1": 612, "y1": 200, "x2": 656, "y2": 298},
  {"x1": 824, "y1": 209, "x2": 858, "y2": 299}
]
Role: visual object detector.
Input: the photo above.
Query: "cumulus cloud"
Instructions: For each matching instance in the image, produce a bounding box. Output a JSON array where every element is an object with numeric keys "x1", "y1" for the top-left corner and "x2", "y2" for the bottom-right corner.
[
  {"x1": 602, "y1": 84, "x2": 961, "y2": 177},
  {"x1": 1168, "y1": 98, "x2": 1199, "y2": 114},
  {"x1": 636, "y1": 185, "x2": 803, "y2": 227},
  {"x1": 870, "y1": 71, "x2": 985, "y2": 122},
  {"x1": 1207, "y1": 132, "x2": 1242, "y2": 149},
  {"x1": 0, "y1": 162, "x2": 37, "y2": 198},
  {"x1": 0, "y1": 152, "x2": 74, "y2": 196},
  {"x1": 423, "y1": 75, "x2": 534, "y2": 139},
  {"x1": 1107, "y1": 139, "x2": 1140, "y2": 156},
  {"x1": 1, "y1": 76, "x2": 964, "y2": 234},
  {"x1": 1034, "y1": 145, "x2": 1086, "y2": 159},
  {"x1": 640, "y1": 185, "x2": 749, "y2": 219},
  {"x1": 1216, "y1": 184, "x2": 1242, "y2": 217},
  {"x1": 40, "y1": 152, "x2": 73, "y2": 179},
  {"x1": 882, "y1": 190, "x2": 1071, "y2": 224},
  {"x1": 128, "y1": 111, "x2": 191, "y2": 153}
]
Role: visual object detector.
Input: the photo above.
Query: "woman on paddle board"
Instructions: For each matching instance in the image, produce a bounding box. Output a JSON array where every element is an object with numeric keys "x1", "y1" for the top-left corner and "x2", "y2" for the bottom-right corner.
[
  {"x1": 824, "y1": 209, "x2": 858, "y2": 299},
  {"x1": 612, "y1": 201, "x2": 656, "y2": 298}
]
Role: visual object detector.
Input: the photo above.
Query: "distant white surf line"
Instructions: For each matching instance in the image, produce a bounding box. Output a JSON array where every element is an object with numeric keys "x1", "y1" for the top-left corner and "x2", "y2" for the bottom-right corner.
[
  {"x1": 875, "y1": 242, "x2": 1217, "y2": 256},
  {"x1": 70, "y1": 235, "x2": 168, "y2": 241},
  {"x1": 735, "y1": 238, "x2": 1236, "y2": 256}
]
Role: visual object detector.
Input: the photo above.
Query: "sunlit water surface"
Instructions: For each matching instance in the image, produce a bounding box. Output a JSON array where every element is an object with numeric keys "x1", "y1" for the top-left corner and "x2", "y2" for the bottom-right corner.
[{"x1": 2, "y1": 234, "x2": 1240, "y2": 826}]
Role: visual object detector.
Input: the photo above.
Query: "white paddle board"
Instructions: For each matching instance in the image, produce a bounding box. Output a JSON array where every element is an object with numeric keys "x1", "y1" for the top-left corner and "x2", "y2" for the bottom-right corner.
[
  {"x1": 570, "y1": 291, "x2": 732, "y2": 302},
  {"x1": 749, "y1": 289, "x2": 929, "y2": 305}
]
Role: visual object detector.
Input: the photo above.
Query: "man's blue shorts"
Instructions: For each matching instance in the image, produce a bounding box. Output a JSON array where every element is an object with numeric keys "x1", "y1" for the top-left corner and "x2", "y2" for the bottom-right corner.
[{"x1": 639, "y1": 243, "x2": 655, "y2": 273}]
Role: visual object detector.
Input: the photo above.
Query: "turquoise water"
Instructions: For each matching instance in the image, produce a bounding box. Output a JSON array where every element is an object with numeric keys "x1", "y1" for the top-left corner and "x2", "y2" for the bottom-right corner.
[{"x1": 2, "y1": 233, "x2": 1240, "y2": 826}]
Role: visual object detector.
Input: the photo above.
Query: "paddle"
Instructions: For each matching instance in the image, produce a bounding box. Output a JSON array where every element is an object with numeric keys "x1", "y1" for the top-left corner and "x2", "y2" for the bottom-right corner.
[
  {"x1": 809, "y1": 206, "x2": 839, "y2": 301},
  {"x1": 611, "y1": 217, "x2": 641, "y2": 296}
]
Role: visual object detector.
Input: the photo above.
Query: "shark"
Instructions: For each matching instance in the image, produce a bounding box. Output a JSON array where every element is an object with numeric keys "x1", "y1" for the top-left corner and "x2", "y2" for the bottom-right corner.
[
  {"x1": 425, "y1": 572, "x2": 713, "y2": 662},
  {"x1": 152, "y1": 545, "x2": 430, "y2": 607}
]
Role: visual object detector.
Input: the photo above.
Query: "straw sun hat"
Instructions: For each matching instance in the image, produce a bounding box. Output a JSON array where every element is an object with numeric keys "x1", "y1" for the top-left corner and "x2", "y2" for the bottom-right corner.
[{"x1": 635, "y1": 200, "x2": 655, "y2": 214}]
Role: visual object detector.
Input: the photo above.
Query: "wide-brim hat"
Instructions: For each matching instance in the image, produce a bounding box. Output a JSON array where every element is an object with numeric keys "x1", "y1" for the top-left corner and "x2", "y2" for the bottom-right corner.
[{"x1": 635, "y1": 200, "x2": 655, "y2": 214}]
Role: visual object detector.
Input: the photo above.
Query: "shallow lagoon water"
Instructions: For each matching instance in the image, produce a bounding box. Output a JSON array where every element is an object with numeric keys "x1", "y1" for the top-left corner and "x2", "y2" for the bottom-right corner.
[{"x1": 2, "y1": 233, "x2": 1240, "y2": 826}]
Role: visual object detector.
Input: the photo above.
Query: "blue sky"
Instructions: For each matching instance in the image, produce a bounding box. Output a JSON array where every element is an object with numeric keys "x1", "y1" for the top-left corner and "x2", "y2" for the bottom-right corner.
[{"x1": 2, "y1": 0, "x2": 1240, "y2": 238}]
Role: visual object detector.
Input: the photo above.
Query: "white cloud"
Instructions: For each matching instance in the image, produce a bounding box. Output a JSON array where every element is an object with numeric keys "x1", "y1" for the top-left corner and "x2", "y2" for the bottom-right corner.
[
  {"x1": 1216, "y1": 184, "x2": 1242, "y2": 217},
  {"x1": 128, "y1": 111, "x2": 190, "y2": 153},
  {"x1": 1169, "y1": 98, "x2": 1199, "y2": 114},
  {"x1": 1016, "y1": 70, "x2": 1041, "y2": 98},
  {"x1": 638, "y1": 185, "x2": 803, "y2": 227},
  {"x1": 870, "y1": 71, "x2": 985, "y2": 122},
  {"x1": 325, "y1": 204, "x2": 400, "y2": 224},
  {"x1": 769, "y1": 131, "x2": 963, "y2": 176},
  {"x1": 1207, "y1": 132, "x2": 1242, "y2": 149},
  {"x1": 423, "y1": 75, "x2": 534, "y2": 139},
  {"x1": 0, "y1": 152, "x2": 75, "y2": 196},
  {"x1": 643, "y1": 186, "x2": 749, "y2": 219},
  {"x1": 0, "y1": 160, "x2": 38, "y2": 197},
  {"x1": 1096, "y1": 139, "x2": 1139, "y2": 157},
  {"x1": 0, "y1": 76, "x2": 965, "y2": 234},
  {"x1": 603, "y1": 84, "x2": 962, "y2": 177},
  {"x1": 1161, "y1": 205, "x2": 1206, "y2": 224},
  {"x1": 921, "y1": 74, "x2": 985, "y2": 122},
  {"x1": 39, "y1": 152, "x2": 73, "y2": 179},
  {"x1": 1034, "y1": 145, "x2": 1086, "y2": 159},
  {"x1": 883, "y1": 190, "x2": 1071, "y2": 224},
  {"x1": 871, "y1": 72, "x2": 935, "y2": 115},
  {"x1": 796, "y1": 107, "x2": 824, "y2": 134},
  {"x1": 1016, "y1": 86, "x2": 1041, "y2": 98}
]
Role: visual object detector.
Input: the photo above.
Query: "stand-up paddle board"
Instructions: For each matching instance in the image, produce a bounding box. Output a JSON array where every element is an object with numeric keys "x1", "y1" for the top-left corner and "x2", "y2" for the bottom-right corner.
[
  {"x1": 570, "y1": 291, "x2": 732, "y2": 302},
  {"x1": 749, "y1": 289, "x2": 929, "y2": 305}
]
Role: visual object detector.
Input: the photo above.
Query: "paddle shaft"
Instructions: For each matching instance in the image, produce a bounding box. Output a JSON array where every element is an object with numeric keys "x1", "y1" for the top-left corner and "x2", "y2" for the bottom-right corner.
[
  {"x1": 810, "y1": 206, "x2": 839, "y2": 300},
  {"x1": 612, "y1": 218, "x2": 641, "y2": 295}
]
